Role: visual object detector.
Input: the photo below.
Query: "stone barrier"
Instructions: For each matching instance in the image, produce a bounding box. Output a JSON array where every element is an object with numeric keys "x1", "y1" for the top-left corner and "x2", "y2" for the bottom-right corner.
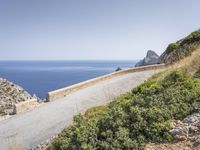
[
  {"x1": 47, "y1": 64, "x2": 166, "y2": 102},
  {"x1": 13, "y1": 98, "x2": 39, "y2": 114}
]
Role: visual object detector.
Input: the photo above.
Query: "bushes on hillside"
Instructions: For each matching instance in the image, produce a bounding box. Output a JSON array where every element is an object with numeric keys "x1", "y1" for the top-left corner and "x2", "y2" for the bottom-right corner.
[
  {"x1": 161, "y1": 29, "x2": 200, "y2": 64},
  {"x1": 181, "y1": 29, "x2": 200, "y2": 45},
  {"x1": 166, "y1": 43, "x2": 180, "y2": 54},
  {"x1": 166, "y1": 30, "x2": 200, "y2": 56},
  {"x1": 49, "y1": 70, "x2": 200, "y2": 150},
  {"x1": 194, "y1": 67, "x2": 200, "y2": 78}
]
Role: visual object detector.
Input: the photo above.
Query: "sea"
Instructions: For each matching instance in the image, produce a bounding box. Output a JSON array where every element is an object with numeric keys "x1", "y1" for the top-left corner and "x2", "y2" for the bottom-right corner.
[{"x1": 0, "y1": 60, "x2": 137, "y2": 99}]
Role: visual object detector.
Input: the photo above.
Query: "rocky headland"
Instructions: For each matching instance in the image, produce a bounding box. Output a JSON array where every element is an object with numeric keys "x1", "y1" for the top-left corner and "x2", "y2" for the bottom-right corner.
[
  {"x1": 135, "y1": 50, "x2": 160, "y2": 67},
  {"x1": 0, "y1": 77, "x2": 37, "y2": 116}
]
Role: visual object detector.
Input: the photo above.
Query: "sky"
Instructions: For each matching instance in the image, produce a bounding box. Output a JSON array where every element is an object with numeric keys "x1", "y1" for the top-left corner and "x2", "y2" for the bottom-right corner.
[{"x1": 0, "y1": 0, "x2": 200, "y2": 60}]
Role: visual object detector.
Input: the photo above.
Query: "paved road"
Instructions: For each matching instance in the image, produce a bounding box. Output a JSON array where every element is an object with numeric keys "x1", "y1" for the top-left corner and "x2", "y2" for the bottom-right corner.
[{"x1": 0, "y1": 69, "x2": 160, "y2": 150}]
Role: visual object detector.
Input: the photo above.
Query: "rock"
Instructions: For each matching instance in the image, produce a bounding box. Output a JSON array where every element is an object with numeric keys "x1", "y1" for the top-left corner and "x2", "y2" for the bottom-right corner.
[
  {"x1": 0, "y1": 78, "x2": 35, "y2": 116},
  {"x1": 170, "y1": 125, "x2": 191, "y2": 141},
  {"x1": 183, "y1": 113, "x2": 200, "y2": 123},
  {"x1": 170, "y1": 113, "x2": 200, "y2": 142},
  {"x1": 174, "y1": 120, "x2": 183, "y2": 125},
  {"x1": 194, "y1": 136, "x2": 200, "y2": 146},
  {"x1": 115, "y1": 67, "x2": 122, "y2": 71},
  {"x1": 189, "y1": 126, "x2": 198, "y2": 134},
  {"x1": 135, "y1": 50, "x2": 160, "y2": 67},
  {"x1": 174, "y1": 135, "x2": 188, "y2": 141},
  {"x1": 33, "y1": 94, "x2": 37, "y2": 98},
  {"x1": 171, "y1": 126, "x2": 189, "y2": 136},
  {"x1": 145, "y1": 113, "x2": 200, "y2": 149}
]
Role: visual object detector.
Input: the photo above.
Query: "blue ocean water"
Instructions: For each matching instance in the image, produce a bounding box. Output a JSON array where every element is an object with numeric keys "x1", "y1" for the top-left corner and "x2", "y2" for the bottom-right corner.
[{"x1": 0, "y1": 60, "x2": 136, "y2": 99}]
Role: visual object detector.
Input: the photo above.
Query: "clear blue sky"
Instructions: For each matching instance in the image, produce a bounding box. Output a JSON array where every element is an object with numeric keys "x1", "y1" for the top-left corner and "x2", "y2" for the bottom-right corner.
[{"x1": 0, "y1": 0, "x2": 200, "y2": 60}]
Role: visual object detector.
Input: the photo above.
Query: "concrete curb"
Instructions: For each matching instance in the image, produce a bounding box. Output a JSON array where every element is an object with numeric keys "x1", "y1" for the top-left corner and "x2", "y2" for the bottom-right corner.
[
  {"x1": 13, "y1": 98, "x2": 39, "y2": 114},
  {"x1": 47, "y1": 64, "x2": 166, "y2": 101}
]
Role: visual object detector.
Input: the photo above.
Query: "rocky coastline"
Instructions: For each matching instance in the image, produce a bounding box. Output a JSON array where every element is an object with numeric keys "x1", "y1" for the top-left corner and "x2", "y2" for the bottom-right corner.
[{"x1": 0, "y1": 77, "x2": 40, "y2": 117}]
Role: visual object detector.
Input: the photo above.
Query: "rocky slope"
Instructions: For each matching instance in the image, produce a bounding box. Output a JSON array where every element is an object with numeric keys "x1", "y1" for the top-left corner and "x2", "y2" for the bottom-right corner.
[
  {"x1": 145, "y1": 113, "x2": 200, "y2": 150},
  {"x1": 135, "y1": 50, "x2": 159, "y2": 67},
  {"x1": 160, "y1": 29, "x2": 200, "y2": 64},
  {"x1": 0, "y1": 78, "x2": 34, "y2": 116}
]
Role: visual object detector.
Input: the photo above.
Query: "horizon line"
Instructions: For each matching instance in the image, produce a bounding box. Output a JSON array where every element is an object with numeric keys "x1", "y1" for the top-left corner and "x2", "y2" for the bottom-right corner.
[{"x1": 0, "y1": 59, "x2": 138, "y2": 61}]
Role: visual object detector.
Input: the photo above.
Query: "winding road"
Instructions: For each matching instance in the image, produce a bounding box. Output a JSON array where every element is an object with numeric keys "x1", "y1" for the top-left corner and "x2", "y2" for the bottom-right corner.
[{"x1": 0, "y1": 69, "x2": 161, "y2": 150}]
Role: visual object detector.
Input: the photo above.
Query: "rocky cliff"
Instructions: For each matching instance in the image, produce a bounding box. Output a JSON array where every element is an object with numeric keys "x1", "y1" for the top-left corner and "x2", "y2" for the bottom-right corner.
[
  {"x1": 135, "y1": 50, "x2": 159, "y2": 67},
  {"x1": 0, "y1": 78, "x2": 34, "y2": 116},
  {"x1": 160, "y1": 29, "x2": 200, "y2": 64}
]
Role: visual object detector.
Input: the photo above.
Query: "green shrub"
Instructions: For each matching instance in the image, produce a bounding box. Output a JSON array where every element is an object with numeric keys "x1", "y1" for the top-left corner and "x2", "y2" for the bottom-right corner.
[
  {"x1": 181, "y1": 29, "x2": 200, "y2": 45},
  {"x1": 166, "y1": 43, "x2": 179, "y2": 54},
  {"x1": 49, "y1": 70, "x2": 200, "y2": 150},
  {"x1": 194, "y1": 67, "x2": 200, "y2": 78},
  {"x1": 162, "y1": 29, "x2": 200, "y2": 64}
]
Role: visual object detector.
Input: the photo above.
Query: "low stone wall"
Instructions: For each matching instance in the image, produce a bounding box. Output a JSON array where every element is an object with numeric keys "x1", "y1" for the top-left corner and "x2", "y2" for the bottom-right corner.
[
  {"x1": 13, "y1": 98, "x2": 39, "y2": 114},
  {"x1": 47, "y1": 64, "x2": 166, "y2": 102}
]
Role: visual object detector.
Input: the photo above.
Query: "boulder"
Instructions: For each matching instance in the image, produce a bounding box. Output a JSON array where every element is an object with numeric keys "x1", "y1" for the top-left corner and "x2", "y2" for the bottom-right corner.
[
  {"x1": 115, "y1": 67, "x2": 122, "y2": 72},
  {"x1": 183, "y1": 113, "x2": 200, "y2": 123},
  {"x1": 135, "y1": 50, "x2": 160, "y2": 67},
  {"x1": 171, "y1": 126, "x2": 189, "y2": 141}
]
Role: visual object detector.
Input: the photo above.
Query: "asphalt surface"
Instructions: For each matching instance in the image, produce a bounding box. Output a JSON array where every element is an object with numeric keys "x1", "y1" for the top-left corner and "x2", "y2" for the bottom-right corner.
[{"x1": 0, "y1": 69, "x2": 160, "y2": 150}]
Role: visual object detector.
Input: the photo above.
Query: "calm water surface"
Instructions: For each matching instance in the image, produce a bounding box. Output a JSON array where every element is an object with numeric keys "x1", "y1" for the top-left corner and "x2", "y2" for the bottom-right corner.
[{"x1": 0, "y1": 61, "x2": 136, "y2": 99}]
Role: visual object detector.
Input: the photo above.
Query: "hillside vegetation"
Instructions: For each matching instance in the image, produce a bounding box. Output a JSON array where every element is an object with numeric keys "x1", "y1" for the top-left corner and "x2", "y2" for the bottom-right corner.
[
  {"x1": 160, "y1": 29, "x2": 200, "y2": 64},
  {"x1": 49, "y1": 29, "x2": 200, "y2": 150}
]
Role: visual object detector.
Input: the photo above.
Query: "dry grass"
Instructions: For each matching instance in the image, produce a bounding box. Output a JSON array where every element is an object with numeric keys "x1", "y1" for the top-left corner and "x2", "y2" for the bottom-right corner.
[
  {"x1": 170, "y1": 48, "x2": 200, "y2": 75},
  {"x1": 85, "y1": 105, "x2": 107, "y2": 118},
  {"x1": 151, "y1": 48, "x2": 200, "y2": 82}
]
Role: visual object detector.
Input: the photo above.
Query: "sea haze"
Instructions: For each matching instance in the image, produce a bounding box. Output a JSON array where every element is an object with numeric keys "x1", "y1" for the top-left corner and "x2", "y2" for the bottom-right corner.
[{"x1": 0, "y1": 60, "x2": 136, "y2": 99}]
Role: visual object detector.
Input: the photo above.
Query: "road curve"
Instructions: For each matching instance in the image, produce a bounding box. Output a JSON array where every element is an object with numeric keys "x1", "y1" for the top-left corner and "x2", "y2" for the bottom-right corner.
[{"x1": 0, "y1": 69, "x2": 161, "y2": 150}]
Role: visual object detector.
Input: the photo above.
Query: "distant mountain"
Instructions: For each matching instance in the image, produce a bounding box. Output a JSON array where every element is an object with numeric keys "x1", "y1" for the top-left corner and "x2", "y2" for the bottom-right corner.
[{"x1": 135, "y1": 50, "x2": 159, "y2": 67}]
